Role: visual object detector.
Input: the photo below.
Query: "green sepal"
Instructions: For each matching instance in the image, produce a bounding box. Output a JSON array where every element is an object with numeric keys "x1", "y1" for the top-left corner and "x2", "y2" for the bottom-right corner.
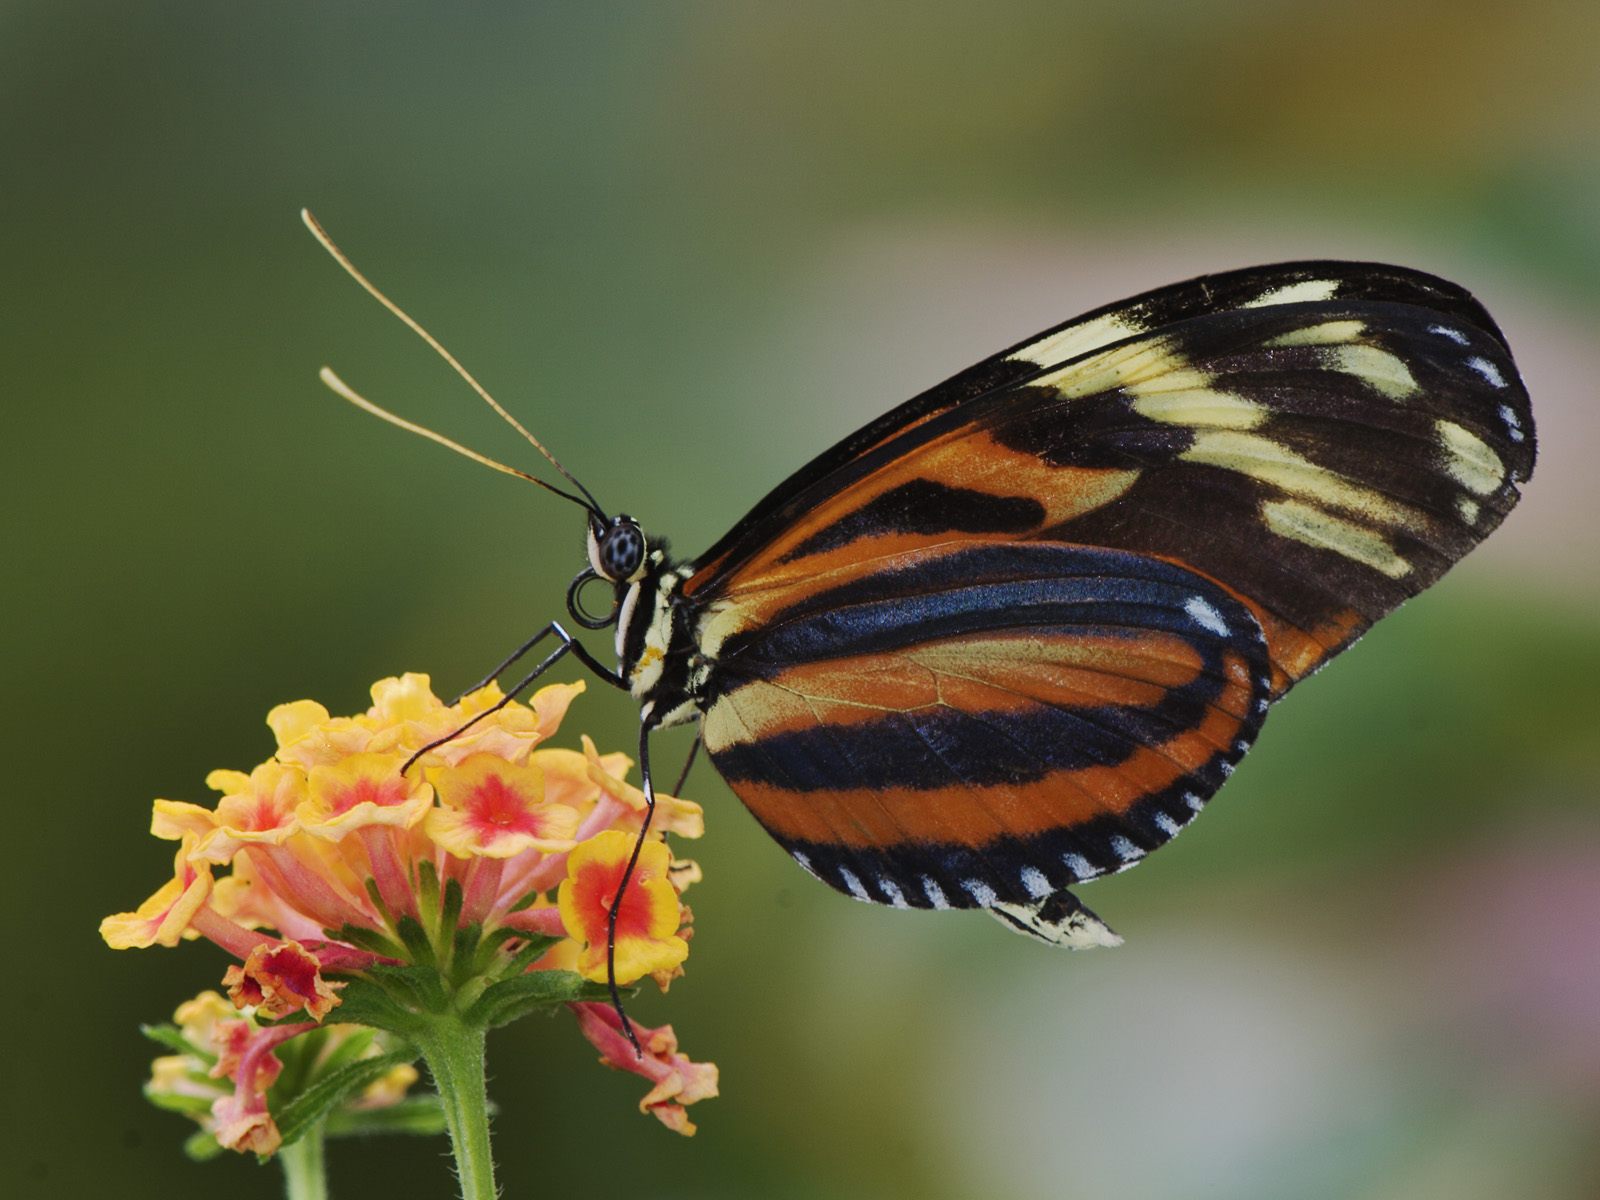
[
  {"x1": 363, "y1": 876, "x2": 395, "y2": 927},
  {"x1": 329, "y1": 921, "x2": 407, "y2": 960},
  {"x1": 439, "y1": 879, "x2": 464, "y2": 938},
  {"x1": 324, "y1": 1094, "x2": 450, "y2": 1139},
  {"x1": 395, "y1": 915, "x2": 438, "y2": 968},
  {"x1": 140, "y1": 1022, "x2": 213, "y2": 1064},
  {"x1": 460, "y1": 968, "x2": 611, "y2": 1030},
  {"x1": 273, "y1": 1047, "x2": 418, "y2": 1149},
  {"x1": 469, "y1": 926, "x2": 526, "y2": 974},
  {"x1": 315, "y1": 1026, "x2": 378, "y2": 1075},
  {"x1": 145, "y1": 1090, "x2": 218, "y2": 1118},
  {"x1": 451, "y1": 922, "x2": 483, "y2": 986},
  {"x1": 182, "y1": 1130, "x2": 224, "y2": 1161},
  {"x1": 328, "y1": 975, "x2": 431, "y2": 1035},
  {"x1": 506, "y1": 888, "x2": 543, "y2": 912},
  {"x1": 501, "y1": 934, "x2": 561, "y2": 977},
  {"x1": 271, "y1": 1025, "x2": 331, "y2": 1101}
]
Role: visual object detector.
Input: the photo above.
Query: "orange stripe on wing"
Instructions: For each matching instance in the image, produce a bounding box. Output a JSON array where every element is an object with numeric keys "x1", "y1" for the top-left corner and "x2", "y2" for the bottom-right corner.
[
  {"x1": 711, "y1": 632, "x2": 1213, "y2": 742},
  {"x1": 720, "y1": 650, "x2": 1256, "y2": 849},
  {"x1": 686, "y1": 429, "x2": 1138, "y2": 603}
]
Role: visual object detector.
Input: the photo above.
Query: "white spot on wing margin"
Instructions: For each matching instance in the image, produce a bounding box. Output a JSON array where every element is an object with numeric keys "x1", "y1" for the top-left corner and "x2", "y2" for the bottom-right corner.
[{"x1": 1184, "y1": 595, "x2": 1230, "y2": 637}]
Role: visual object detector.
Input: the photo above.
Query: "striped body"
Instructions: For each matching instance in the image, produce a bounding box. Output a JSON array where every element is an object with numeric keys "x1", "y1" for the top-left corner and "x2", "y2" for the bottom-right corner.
[{"x1": 609, "y1": 260, "x2": 1535, "y2": 944}]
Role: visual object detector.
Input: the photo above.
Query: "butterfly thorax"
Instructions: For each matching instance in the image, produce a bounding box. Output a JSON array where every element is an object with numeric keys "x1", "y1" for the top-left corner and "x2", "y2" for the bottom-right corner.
[{"x1": 614, "y1": 547, "x2": 704, "y2": 729}]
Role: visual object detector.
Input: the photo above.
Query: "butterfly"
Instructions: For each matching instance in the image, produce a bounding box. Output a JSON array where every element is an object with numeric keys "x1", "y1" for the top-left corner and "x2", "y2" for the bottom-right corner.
[{"x1": 304, "y1": 212, "x2": 1535, "y2": 958}]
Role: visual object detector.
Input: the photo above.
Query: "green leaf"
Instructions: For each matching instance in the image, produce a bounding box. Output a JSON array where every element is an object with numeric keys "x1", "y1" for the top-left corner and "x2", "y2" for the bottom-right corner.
[
  {"x1": 324, "y1": 1094, "x2": 449, "y2": 1139},
  {"x1": 273, "y1": 1048, "x2": 418, "y2": 1148},
  {"x1": 460, "y1": 969, "x2": 611, "y2": 1030}
]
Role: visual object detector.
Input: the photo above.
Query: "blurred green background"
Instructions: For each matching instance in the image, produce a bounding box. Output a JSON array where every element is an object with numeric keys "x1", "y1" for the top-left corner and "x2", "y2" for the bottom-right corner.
[{"x1": 6, "y1": 3, "x2": 1598, "y2": 1197}]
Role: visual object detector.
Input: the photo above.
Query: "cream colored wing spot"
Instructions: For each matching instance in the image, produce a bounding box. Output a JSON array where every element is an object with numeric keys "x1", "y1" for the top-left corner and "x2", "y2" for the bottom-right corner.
[
  {"x1": 1242, "y1": 279, "x2": 1340, "y2": 308},
  {"x1": 1130, "y1": 385, "x2": 1267, "y2": 430},
  {"x1": 1263, "y1": 320, "x2": 1366, "y2": 348},
  {"x1": 1437, "y1": 420, "x2": 1505, "y2": 495},
  {"x1": 1321, "y1": 344, "x2": 1419, "y2": 399},
  {"x1": 1035, "y1": 337, "x2": 1188, "y2": 400},
  {"x1": 1041, "y1": 338, "x2": 1270, "y2": 431},
  {"x1": 1006, "y1": 311, "x2": 1146, "y2": 367},
  {"x1": 1123, "y1": 356, "x2": 1268, "y2": 430},
  {"x1": 1180, "y1": 430, "x2": 1421, "y2": 529},
  {"x1": 1457, "y1": 497, "x2": 1481, "y2": 524},
  {"x1": 1261, "y1": 499, "x2": 1413, "y2": 579}
]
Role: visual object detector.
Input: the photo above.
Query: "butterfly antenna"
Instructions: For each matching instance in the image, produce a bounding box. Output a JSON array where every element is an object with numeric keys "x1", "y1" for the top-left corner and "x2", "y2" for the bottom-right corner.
[
  {"x1": 301, "y1": 208, "x2": 607, "y2": 518},
  {"x1": 318, "y1": 369, "x2": 597, "y2": 508}
]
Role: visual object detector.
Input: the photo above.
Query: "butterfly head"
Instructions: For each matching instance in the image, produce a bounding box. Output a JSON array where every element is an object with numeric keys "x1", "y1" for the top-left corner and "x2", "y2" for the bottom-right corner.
[
  {"x1": 567, "y1": 513, "x2": 653, "y2": 631},
  {"x1": 587, "y1": 513, "x2": 648, "y2": 584}
]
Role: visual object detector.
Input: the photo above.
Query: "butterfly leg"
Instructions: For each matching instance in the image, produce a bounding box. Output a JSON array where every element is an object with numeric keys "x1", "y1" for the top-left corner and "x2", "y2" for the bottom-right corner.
[
  {"x1": 452, "y1": 624, "x2": 562, "y2": 700},
  {"x1": 670, "y1": 729, "x2": 702, "y2": 796},
  {"x1": 454, "y1": 620, "x2": 626, "y2": 701},
  {"x1": 404, "y1": 621, "x2": 623, "y2": 772},
  {"x1": 605, "y1": 721, "x2": 660, "y2": 1057},
  {"x1": 989, "y1": 889, "x2": 1124, "y2": 950}
]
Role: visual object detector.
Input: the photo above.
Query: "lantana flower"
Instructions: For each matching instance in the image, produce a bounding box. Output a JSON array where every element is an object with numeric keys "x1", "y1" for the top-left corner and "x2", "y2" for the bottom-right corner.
[
  {"x1": 144, "y1": 989, "x2": 432, "y2": 1162},
  {"x1": 105, "y1": 673, "x2": 717, "y2": 1195}
]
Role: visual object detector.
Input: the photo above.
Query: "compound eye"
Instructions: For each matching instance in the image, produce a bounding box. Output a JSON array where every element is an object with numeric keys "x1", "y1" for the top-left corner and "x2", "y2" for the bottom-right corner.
[{"x1": 599, "y1": 519, "x2": 645, "y2": 581}]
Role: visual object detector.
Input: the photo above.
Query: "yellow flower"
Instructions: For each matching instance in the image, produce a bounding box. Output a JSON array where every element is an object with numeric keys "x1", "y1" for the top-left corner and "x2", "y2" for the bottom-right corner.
[
  {"x1": 558, "y1": 830, "x2": 688, "y2": 985},
  {"x1": 299, "y1": 752, "x2": 432, "y2": 840},
  {"x1": 100, "y1": 836, "x2": 213, "y2": 949},
  {"x1": 424, "y1": 754, "x2": 580, "y2": 858},
  {"x1": 103, "y1": 672, "x2": 717, "y2": 1138}
]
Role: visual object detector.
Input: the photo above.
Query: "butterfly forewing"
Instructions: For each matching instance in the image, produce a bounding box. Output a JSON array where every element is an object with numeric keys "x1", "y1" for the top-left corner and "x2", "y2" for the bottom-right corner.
[
  {"x1": 685, "y1": 260, "x2": 1521, "y2": 598},
  {"x1": 689, "y1": 269, "x2": 1532, "y2": 694}
]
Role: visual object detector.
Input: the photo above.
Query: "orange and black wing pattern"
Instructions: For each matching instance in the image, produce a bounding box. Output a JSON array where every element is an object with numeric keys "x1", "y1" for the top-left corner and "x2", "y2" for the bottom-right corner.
[
  {"x1": 700, "y1": 541, "x2": 1270, "y2": 914},
  {"x1": 686, "y1": 262, "x2": 1535, "y2": 919}
]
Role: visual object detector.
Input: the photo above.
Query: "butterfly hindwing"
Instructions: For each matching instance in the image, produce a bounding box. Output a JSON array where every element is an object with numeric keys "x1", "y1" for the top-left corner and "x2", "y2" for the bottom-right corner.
[{"x1": 700, "y1": 541, "x2": 1272, "y2": 910}]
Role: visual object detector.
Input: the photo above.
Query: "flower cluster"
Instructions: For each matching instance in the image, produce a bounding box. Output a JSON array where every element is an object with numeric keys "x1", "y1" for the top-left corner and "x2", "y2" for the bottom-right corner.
[
  {"x1": 104, "y1": 673, "x2": 717, "y2": 1145},
  {"x1": 144, "y1": 990, "x2": 426, "y2": 1157}
]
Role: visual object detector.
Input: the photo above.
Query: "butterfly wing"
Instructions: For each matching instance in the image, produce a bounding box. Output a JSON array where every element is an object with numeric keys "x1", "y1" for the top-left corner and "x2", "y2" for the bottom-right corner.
[
  {"x1": 700, "y1": 541, "x2": 1272, "y2": 909},
  {"x1": 686, "y1": 262, "x2": 1534, "y2": 917},
  {"x1": 687, "y1": 262, "x2": 1535, "y2": 693}
]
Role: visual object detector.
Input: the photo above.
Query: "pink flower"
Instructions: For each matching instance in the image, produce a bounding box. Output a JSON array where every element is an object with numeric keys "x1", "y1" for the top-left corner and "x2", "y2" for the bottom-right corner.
[{"x1": 571, "y1": 1002, "x2": 719, "y2": 1135}]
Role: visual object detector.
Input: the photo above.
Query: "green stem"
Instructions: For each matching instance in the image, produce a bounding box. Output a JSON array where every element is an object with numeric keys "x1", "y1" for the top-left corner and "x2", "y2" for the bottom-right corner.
[
  {"x1": 279, "y1": 1120, "x2": 328, "y2": 1200},
  {"x1": 414, "y1": 1019, "x2": 497, "y2": 1200}
]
